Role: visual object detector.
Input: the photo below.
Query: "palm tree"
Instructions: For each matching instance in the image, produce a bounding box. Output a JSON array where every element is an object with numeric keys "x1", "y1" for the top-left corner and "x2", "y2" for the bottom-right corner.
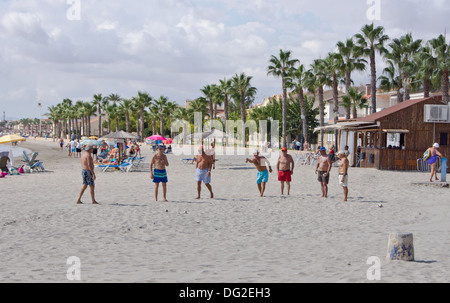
[
  {"x1": 134, "y1": 91, "x2": 153, "y2": 141},
  {"x1": 379, "y1": 60, "x2": 404, "y2": 103},
  {"x1": 219, "y1": 78, "x2": 233, "y2": 122},
  {"x1": 92, "y1": 94, "x2": 104, "y2": 137},
  {"x1": 82, "y1": 102, "x2": 97, "y2": 136},
  {"x1": 307, "y1": 59, "x2": 329, "y2": 146},
  {"x1": 336, "y1": 38, "x2": 367, "y2": 118},
  {"x1": 428, "y1": 34, "x2": 450, "y2": 103},
  {"x1": 355, "y1": 23, "x2": 390, "y2": 113},
  {"x1": 153, "y1": 95, "x2": 170, "y2": 136},
  {"x1": 342, "y1": 87, "x2": 368, "y2": 119},
  {"x1": 231, "y1": 72, "x2": 257, "y2": 124},
  {"x1": 414, "y1": 45, "x2": 437, "y2": 98},
  {"x1": 386, "y1": 33, "x2": 423, "y2": 101},
  {"x1": 324, "y1": 52, "x2": 344, "y2": 125},
  {"x1": 287, "y1": 63, "x2": 309, "y2": 144},
  {"x1": 200, "y1": 84, "x2": 216, "y2": 121},
  {"x1": 119, "y1": 98, "x2": 133, "y2": 133},
  {"x1": 267, "y1": 49, "x2": 299, "y2": 148}
]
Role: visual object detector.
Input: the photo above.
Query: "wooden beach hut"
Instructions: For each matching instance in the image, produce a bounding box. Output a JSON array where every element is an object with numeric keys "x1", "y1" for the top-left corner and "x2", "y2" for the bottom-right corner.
[{"x1": 329, "y1": 96, "x2": 450, "y2": 171}]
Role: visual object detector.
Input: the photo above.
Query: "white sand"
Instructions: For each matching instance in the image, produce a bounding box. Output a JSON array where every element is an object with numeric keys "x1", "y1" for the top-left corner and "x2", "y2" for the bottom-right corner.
[{"x1": 1, "y1": 138, "x2": 450, "y2": 283}]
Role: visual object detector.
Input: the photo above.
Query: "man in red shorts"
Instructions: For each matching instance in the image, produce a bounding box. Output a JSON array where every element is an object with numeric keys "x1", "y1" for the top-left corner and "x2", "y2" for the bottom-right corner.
[{"x1": 277, "y1": 147, "x2": 294, "y2": 195}]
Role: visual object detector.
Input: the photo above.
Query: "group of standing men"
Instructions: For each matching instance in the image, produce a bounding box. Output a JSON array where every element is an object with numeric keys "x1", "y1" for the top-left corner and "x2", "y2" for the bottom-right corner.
[
  {"x1": 76, "y1": 143, "x2": 350, "y2": 204},
  {"x1": 246, "y1": 146, "x2": 349, "y2": 201}
]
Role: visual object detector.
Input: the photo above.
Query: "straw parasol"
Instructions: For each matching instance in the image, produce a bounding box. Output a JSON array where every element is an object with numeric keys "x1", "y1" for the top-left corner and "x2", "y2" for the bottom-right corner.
[{"x1": 100, "y1": 131, "x2": 139, "y2": 140}]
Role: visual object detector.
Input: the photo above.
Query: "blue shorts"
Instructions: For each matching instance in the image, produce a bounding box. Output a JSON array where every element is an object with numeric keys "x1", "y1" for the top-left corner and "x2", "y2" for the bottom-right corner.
[
  {"x1": 153, "y1": 169, "x2": 168, "y2": 183},
  {"x1": 196, "y1": 168, "x2": 211, "y2": 184},
  {"x1": 257, "y1": 170, "x2": 269, "y2": 184}
]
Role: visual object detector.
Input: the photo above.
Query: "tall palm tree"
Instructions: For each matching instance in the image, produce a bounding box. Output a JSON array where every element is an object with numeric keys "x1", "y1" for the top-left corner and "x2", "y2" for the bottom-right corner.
[
  {"x1": 153, "y1": 95, "x2": 170, "y2": 136},
  {"x1": 219, "y1": 77, "x2": 233, "y2": 122},
  {"x1": 336, "y1": 38, "x2": 368, "y2": 93},
  {"x1": 324, "y1": 52, "x2": 344, "y2": 125},
  {"x1": 119, "y1": 98, "x2": 133, "y2": 133},
  {"x1": 307, "y1": 59, "x2": 330, "y2": 146},
  {"x1": 92, "y1": 94, "x2": 104, "y2": 137},
  {"x1": 287, "y1": 63, "x2": 309, "y2": 144},
  {"x1": 82, "y1": 102, "x2": 97, "y2": 136},
  {"x1": 231, "y1": 72, "x2": 257, "y2": 124},
  {"x1": 428, "y1": 34, "x2": 450, "y2": 103},
  {"x1": 201, "y1": 84, "x2": 216, "y2": 121},
  {"x1": 414, "y1": 45, "x2": 437, "y2": 98},
  {"x1": 386, "y1": 33, "x2": 422, "y2": 101},
  {"x1": 267, "y1": 49, "x2": 299, "y2": 148},
  {"x1": 355, "y1": 23, "x2": 389, "y2": 113},
  {"x1": 134, "y1": 91, "x2": 153, "y2": 141}
]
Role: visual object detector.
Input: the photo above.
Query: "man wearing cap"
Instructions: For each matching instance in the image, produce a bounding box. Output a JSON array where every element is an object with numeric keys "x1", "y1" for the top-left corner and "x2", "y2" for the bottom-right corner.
[
  {"x1": 246, "y1": 149, "x2": 273, "y2": 197},
  {"x1": 426, "y1": 143, "x2": 444, "y2": 182},
  {"x1": 315, "y1": 147, "x2": 332, "y2": 198},
  {"x1": 277, "y1": 147, "x2": 294, "y2": 195},
  {"x1": 76, "y1": 144, "x2": 99, "y2": 205},
  {"x1": 337, "y1": 151, "x2": 349, "y2": 201}
]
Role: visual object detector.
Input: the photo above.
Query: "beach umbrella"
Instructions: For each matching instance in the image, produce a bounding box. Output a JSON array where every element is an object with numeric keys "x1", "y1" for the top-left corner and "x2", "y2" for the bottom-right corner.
[
  {"x1": 0, "y1": 134, "x2": 26, "y2": 144},
  {"x1": 162, "y1": 138, "x2": 173, "y2": 144},
  {"x1": 147, "y1": 135, "x2": 166, "y2": 141},
  {"x1": 89, "y1": 136, "x2": 99, "y2": 139},
  {"x1": 81, "y1": 139, "x2": 102, "y2": 146},
  {"x1": 100, "y1": 131, "x2": 139, "y2": 140}
]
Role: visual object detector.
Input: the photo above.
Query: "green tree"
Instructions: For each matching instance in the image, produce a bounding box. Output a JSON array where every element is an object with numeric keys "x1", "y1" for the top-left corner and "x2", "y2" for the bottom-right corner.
[
  {"x1": 355, "y1": 23, "x2": 389, "y2": 113},
  {"x1": 267, "y1": 49, "x2": 299, "y2": 148}
]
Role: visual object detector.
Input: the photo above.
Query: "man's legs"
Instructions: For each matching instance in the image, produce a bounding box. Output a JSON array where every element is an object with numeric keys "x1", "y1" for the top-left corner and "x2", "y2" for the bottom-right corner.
[
  {"x1": 154, "y1": 183, "x2": 159, "y2": 201},
  {"x1": 162, "y1": 183, "x2": 168, "y2": 201},
  {"x1": 77, "y1": 185, "x2": 88, "y2": 204}
]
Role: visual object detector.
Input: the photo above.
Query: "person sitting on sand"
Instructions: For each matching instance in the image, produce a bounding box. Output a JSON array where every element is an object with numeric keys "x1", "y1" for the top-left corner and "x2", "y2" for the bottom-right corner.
[
  {"x1": 277, "y1": 147, "x2": 294, "y2": 195},
  {"x1": 150, "y1": 146, "x2": 169, "y2": 202},
  {"x1": 315, "y1": 147, "x2": 332, "y2": 198},
  {"x1": 426, "y1": 143, "x2": 445, "y2": 182},
  {"x1": 337, "y1": 151, "x2": 349, "y2": 202},
  {"x1": 195, "y1": 145, "x2": 214, "y2": 199},
  {"x1": 76, "y1": 144, "x2": 99, "y2": 205},
  {"x1": 246, "y1": 149, "x2": 273, "y2": 197}
]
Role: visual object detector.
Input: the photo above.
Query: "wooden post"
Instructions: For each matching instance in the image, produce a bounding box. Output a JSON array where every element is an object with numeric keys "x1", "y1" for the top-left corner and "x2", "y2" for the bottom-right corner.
[{"x1": 386, "y1": 233, "x2": 414, "y2": 261}]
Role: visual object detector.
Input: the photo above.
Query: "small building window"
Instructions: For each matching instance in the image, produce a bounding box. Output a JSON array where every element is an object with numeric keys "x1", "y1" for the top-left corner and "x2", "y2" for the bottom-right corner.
[{"x1": 440, "y1": 133, "x2": 448, "y2": 146}]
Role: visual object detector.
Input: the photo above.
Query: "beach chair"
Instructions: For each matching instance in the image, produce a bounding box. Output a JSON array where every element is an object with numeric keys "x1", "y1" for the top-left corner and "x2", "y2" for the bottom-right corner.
[
  {"x1": 30, "y1": 161, "x2": 45, "y2": 172},
  {"x1": 97, "y1": 162, "x2": 131, "y2": 173},
  {"x1": 181, "y1": 158, "x2": 196, "y2": 164},
  {"x1": 22, "y1": 151, "x2": 39, "y2": 167}
]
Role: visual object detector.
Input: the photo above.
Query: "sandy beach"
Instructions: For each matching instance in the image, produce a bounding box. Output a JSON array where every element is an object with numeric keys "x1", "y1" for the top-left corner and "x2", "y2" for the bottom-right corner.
[{"x1": 1, "y1": 138, "x2": 450, "y2": 283}]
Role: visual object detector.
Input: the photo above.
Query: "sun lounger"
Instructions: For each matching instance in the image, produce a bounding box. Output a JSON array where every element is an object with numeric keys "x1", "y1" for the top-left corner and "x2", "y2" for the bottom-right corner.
[
  {"x1": 97, "y1": 162, "x2": 131, "y2": 173},
  {"x1": 181, "y1": 158, "x2": 196, "y2": 164}
]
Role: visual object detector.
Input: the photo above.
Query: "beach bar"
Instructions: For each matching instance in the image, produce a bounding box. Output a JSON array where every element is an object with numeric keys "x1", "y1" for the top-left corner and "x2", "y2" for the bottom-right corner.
[{"x1": 319, "y1": 96, "x2": 450, "y2": 171}]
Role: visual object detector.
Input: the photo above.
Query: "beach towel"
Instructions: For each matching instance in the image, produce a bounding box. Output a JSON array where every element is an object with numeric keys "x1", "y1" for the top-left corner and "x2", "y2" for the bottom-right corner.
[{"x1": 422, "y1": 149, "x2": 431, "y2": 161}]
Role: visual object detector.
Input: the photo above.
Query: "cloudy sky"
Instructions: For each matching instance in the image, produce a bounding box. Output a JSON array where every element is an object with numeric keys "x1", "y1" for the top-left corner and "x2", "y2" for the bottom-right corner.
[{"x1": 0, "y1": 0, "x2": 449, "y2": 119}]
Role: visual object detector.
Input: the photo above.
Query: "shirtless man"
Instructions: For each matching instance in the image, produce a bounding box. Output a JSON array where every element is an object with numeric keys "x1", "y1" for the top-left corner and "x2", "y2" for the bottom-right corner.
[
  {"x1": 315, "y1": 147, "x2": 332, "y2": 198},
  {"x1": 277, "y1": 147, "x2": 294, "y2": 195},
  {"x1": 246, "y1": 149, "x2": 273, "y2": 197},
  {"x1": 150, "y1": 146, "x2": 169, "y2": 202},
  {"x1": 337, "y1": 151, "x2": 349, "y2": 201},
  {"x1": 76, "y1": 144, "x2": 99, "y2": 205},
  {"x1": 195, "y1": 146, "x2": 214, "y2": 199}
]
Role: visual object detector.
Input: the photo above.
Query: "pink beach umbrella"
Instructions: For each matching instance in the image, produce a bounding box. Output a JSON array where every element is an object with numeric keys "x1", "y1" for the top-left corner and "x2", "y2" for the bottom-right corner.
[
  {"x1": 162, "y1": 138, "x2": 173, "y2": 144},
  {"x1": 147, "y1": 135, "x2": 166, "y2": 141}
]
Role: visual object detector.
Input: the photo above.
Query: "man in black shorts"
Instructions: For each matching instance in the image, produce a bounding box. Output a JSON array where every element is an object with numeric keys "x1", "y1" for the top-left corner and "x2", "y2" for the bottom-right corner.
[
  {"x1": 315, "y1": 147, "x2": 332, "y2": 198},
  {"x1": 76, "y1": 144, "x2": 99, "y2": 205}
]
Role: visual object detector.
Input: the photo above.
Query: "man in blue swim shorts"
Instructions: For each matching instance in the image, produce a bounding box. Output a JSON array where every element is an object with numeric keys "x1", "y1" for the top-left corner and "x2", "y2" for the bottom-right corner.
[
  {"x1": 150, "y1": 146, "x2": 169, "y2": 201},
  {"x1": 246, "y1": 149, "x2": 273, "y2": 197},
  {"x1": 195, "y1": 146, "x2": 214, "y2": 199}
]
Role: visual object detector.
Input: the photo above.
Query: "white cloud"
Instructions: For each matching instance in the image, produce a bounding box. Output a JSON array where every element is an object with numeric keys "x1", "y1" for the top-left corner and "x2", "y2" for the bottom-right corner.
[{"x1": 0, "y1": 0, "x2": 449, "y2": 118}]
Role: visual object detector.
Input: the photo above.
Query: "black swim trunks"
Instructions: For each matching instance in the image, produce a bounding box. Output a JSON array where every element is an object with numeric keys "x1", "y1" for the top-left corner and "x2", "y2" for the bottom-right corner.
[
  {"x1": 317, "y1": 171, "x2": 330, "y2": 184},
  {"x1": 82, "y1": 169, "x2": 95, "y2": 186}
]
